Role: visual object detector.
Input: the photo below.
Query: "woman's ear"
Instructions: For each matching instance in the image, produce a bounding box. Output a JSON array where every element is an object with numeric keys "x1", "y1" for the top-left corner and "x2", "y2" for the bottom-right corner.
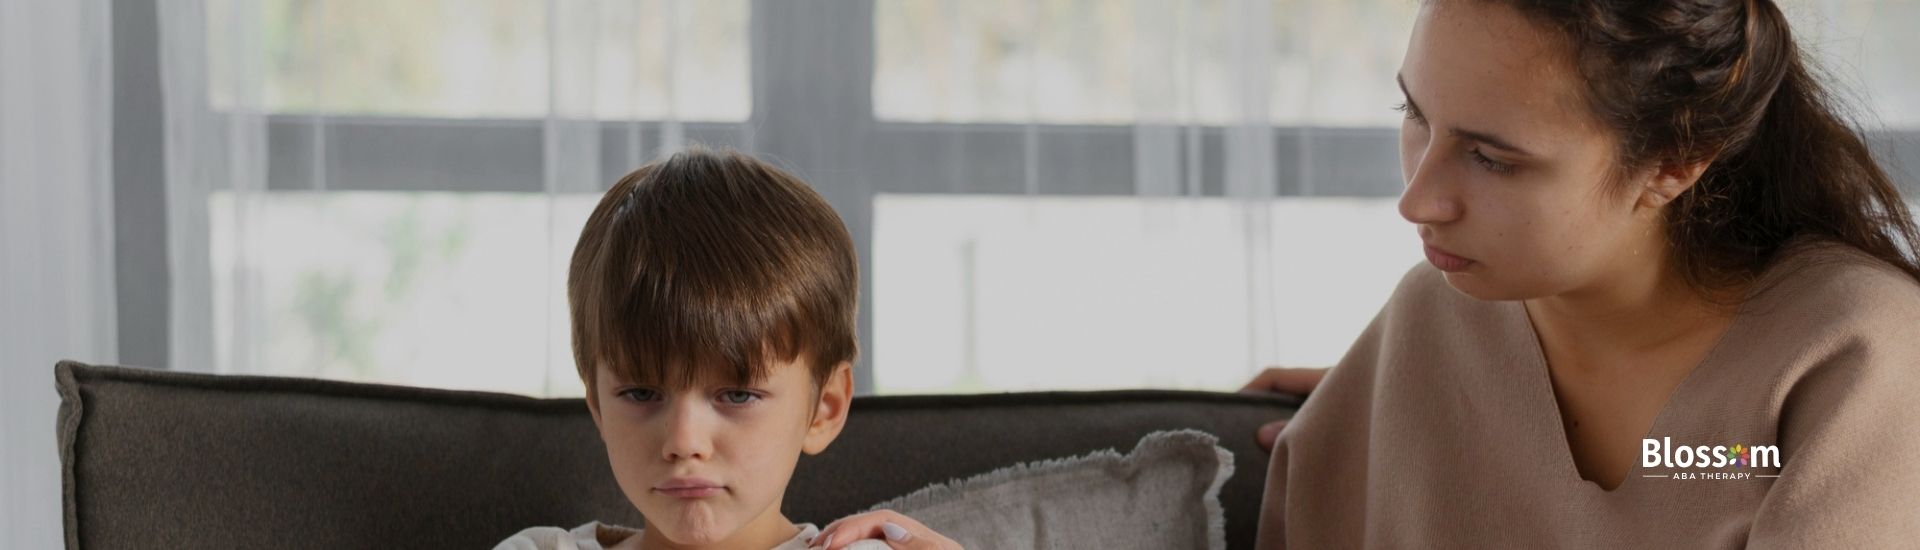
[
  {"x1": 802, "y1": 361, "x2": 855, "y2": 455},
  {"x1": 1637, "y1": 159, "x2": 1712, "y2": 210}
]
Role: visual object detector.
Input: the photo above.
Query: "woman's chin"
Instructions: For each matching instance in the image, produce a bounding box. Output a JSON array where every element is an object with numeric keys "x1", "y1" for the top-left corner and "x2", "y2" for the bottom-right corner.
[{"x1": 1440, "y1": 270, "x2": 1525, "y2": 302}]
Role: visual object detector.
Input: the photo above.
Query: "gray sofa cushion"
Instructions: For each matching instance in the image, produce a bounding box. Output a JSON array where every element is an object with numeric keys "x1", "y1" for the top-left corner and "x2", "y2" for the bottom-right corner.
[
  {"x1": 54, "y1": 360, "x2": 1298, "y2": 549},
  {"x1": 873, "y1": 430, "x2": 1236, "y2": 549}
]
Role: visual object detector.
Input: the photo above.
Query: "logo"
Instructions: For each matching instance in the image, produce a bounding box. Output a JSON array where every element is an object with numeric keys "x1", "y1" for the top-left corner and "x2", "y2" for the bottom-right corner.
[{"x1": 1640, "y1": 437, "x2": 1782, "y2": 481}]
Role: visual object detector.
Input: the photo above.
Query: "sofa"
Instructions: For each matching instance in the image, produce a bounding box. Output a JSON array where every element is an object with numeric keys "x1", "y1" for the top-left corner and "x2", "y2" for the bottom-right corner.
[{"x1": 53, "y1": 361, "x2": 1300, "y2": 549}]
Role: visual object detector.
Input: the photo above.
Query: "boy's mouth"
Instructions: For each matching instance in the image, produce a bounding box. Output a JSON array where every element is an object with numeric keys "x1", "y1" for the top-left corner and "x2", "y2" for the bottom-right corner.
[{"x1": 654, "y1": 477, "x2": 727, "y2": 498}]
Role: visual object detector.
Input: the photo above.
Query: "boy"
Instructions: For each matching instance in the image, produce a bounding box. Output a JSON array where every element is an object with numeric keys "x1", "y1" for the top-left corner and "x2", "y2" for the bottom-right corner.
[{"x1": 496, "y1": 148, "x2": 955, "y2": 550}]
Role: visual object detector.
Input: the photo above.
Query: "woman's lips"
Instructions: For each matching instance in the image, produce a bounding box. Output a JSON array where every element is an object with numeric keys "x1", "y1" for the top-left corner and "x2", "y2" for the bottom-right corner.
[
  {"x1": 654, "y1": 478, "x2": 726, "y2": 498},
  {"x1": 1423, "y1": 244, "x2": 1475, "y2": 272}
]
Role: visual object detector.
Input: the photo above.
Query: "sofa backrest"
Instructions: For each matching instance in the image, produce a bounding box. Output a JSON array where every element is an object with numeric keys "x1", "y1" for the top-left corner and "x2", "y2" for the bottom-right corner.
[{"x1": 54, "y1": 361, "x2": 1298, "y2": 549}]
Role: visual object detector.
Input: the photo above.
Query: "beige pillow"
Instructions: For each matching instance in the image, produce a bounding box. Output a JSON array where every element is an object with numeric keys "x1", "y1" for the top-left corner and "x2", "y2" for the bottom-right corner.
[{"x1": 865, "y1": 430, "x2": 1233, "y2": 550}]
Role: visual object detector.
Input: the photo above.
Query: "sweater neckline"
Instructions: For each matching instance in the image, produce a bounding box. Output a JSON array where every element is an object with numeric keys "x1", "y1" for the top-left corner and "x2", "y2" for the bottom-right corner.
[{"x1": 1505, "y1": 294, "x2": 1754, "y2": 494}]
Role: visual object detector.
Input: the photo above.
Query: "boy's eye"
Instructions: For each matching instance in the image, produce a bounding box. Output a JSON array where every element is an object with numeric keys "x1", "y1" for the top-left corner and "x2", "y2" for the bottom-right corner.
[
  {"x1": 618, "y1": 388, "x2": 661, "y2": 402},
  {"x1": 717, "y1": 390, "x2": 760, "y2": 405}
]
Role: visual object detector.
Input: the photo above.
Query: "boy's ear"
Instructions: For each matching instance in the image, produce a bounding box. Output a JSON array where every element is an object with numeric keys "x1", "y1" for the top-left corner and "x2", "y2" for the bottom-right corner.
[
  {"x1": 587, "y1": 391, "x2": 603, "y2": 432},
  {"x1": 584, "y1": 367, "x2": 604, "y2": 432},
  {"x1": 801, "y1": 361, "x2": 854, "y2": 455}
]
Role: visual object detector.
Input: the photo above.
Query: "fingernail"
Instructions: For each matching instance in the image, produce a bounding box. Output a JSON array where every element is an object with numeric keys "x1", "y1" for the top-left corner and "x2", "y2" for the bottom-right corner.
[
  {"x1": 881, "y1": 522, "x2": 911, "y2": 542},
  {"x1": 821, "y1": 533, "x2": 834, "y2": 548}
]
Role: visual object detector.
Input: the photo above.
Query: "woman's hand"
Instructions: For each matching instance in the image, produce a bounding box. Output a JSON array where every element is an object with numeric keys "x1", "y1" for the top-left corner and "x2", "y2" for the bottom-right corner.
[
  {"x1": 809, "y1": 509, "x2": 962, "y2": 550},
  {"x1": 1239, "y1": 366, "x2": 1328, "y2": 451}
]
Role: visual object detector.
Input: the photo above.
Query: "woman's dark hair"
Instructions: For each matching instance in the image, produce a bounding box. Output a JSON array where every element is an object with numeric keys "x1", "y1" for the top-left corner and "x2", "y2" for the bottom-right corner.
[{"x1": 1491, "y1": 0, "x2": 1920, "y2": 293}]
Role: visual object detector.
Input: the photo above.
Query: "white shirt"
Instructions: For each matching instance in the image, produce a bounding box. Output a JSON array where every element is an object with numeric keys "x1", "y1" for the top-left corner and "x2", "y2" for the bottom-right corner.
[{"x1": 494, "y1": 521, "x2": 891, "y2": 550}]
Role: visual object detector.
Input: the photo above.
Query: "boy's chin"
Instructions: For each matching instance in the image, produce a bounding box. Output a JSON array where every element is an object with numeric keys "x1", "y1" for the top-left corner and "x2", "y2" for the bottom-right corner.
[
  {"x1": 645, "y1": 505, "x2": 736, "y2": 546},
  {"x1": 659, "y1": 528, "x2": 733, "y2": 547}
]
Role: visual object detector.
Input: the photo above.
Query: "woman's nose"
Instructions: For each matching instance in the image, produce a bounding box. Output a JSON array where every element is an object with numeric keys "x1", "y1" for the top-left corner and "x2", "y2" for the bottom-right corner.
[{"x1": 1398, "y1": 152, "x2": 1462, "y2": 226}]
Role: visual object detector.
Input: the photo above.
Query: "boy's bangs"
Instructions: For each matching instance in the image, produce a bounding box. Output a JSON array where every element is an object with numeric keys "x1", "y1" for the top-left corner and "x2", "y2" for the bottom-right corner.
[
  {"x1": 572, "y1": 214, "x2": 811, "y2": 391},
  {"x1": 565, "y1": 148, "x2": 858, "y2": 400}
]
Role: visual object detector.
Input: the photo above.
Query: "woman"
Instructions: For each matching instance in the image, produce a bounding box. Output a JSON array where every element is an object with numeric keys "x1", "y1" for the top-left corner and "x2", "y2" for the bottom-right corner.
[{"x1": 1244, "y1": 0, "x2": 1920, "y2": 547}]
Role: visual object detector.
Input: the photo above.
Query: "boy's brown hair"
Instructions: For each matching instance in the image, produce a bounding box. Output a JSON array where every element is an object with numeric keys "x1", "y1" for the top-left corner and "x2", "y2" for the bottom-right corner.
[{"x1": 567, "y1": 147, "x2": 858, "y2": 403}]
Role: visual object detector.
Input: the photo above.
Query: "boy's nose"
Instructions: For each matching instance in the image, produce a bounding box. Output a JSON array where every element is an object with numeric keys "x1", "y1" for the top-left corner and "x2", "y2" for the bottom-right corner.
[{"x1": 659, "y1": 404, "x2": 715, "y2": 461}]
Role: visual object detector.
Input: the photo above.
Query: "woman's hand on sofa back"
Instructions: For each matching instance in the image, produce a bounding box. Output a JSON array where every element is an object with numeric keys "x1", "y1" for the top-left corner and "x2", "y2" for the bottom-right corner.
[{"x1": 1239, "y1": 367, "x2": 1328, "y2": 451}]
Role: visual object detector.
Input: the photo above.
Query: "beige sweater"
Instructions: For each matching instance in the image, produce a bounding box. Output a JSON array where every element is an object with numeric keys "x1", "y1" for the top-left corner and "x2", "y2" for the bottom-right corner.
[{"x1": 1258, "y1": 239, "x2": 1920, "y2": 548}]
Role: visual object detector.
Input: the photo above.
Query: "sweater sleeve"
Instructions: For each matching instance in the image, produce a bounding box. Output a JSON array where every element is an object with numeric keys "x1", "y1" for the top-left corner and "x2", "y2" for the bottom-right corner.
[
  {"x1": 1254, "y1": 264, "x2": 1426, "y2": 549},
  {"x1": 1746, "y1": 290, "x2": 1920, "y2": 547}
]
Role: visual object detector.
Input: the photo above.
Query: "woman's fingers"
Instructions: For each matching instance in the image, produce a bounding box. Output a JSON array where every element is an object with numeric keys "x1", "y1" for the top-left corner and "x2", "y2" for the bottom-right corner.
[
  {"x1": 874, "y1": 516, "x2": 955, "y2": 550},
  {"x1": 1257, "y1": 418, "x2": 1288, "y2": 451},
  {"x1": 1242, "y1": 367, "x2": 1323, "y2": 452},
  {"x1": 813, "y1": 510, "x2": 888, "y2": 547},
  {"x1": 812, "y1": 510, "x2": 961, "y2": 550},
  {"x1": 1238, "y1": 366, "x2": 1328, "y2": 396}
]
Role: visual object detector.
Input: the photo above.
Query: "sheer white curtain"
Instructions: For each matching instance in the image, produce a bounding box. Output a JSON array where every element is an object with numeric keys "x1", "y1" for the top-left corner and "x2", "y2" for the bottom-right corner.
[
  {"x1": 1, "y1": 0, "x2": 115, "y2": 545},
  {"x1": 157, "y1": 0, "x2": 1421, "y2": 397}
]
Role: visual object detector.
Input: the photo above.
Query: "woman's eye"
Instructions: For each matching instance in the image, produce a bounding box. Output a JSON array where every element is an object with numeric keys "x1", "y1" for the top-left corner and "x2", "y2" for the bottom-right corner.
[
  {"x1": 618, "y1": 388, "x2": 661, "y2": 402},
  {"x1": 1471, "y1": 149, "x2": 1515, "y2": 174},
  {"x1": 1392, "y1": 102, "x2": 1425, "y2": 125},
  {"x1": 718, "y1": 390, "x2": 761, "y2": 405}
]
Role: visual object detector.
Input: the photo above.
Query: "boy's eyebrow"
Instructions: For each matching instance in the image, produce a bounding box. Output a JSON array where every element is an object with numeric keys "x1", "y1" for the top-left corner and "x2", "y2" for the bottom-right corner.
[
  {"x1": 611, "y1": 369, "x2": 766, "y2": 389},
  {"x1": 1396, "y1": 73, "x2": 1535, "y2": 158}
]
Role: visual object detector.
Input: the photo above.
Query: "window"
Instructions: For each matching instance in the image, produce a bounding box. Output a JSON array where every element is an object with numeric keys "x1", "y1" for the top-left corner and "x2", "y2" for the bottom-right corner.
[
  {"x1": 873, "y1": 195, "x2": 1418, "y2": 394},
  {"x1": 209, "y1": 191, "x2": 597, "y2": 395},
  {"x1": 1795, "y1": 0, "x2": 1920, "y2": 128},
  {"x1": 206, "y1": 0, "x2": 750, "y2": 120},
  {"x1": 168, "y1": 0, "x2": 1920, "y2": 398},
  {"x1": 873, "y1": 0, "x2": 1417, "y2": 126},
  {"x1": 189, "y1": 0, "x2": 753, "y2": 395}
]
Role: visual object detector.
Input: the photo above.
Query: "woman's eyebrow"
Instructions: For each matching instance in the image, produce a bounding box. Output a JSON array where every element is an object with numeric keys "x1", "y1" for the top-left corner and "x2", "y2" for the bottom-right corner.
[{"x1": 1397, "y1": 73, "x2": 1536, "y2": 158}]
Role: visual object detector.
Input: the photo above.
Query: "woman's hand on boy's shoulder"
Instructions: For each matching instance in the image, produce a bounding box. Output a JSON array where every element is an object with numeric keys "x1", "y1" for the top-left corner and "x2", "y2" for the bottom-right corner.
[{"x1": 808, "y1": 509, "x2": 962, "y2": 550}]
